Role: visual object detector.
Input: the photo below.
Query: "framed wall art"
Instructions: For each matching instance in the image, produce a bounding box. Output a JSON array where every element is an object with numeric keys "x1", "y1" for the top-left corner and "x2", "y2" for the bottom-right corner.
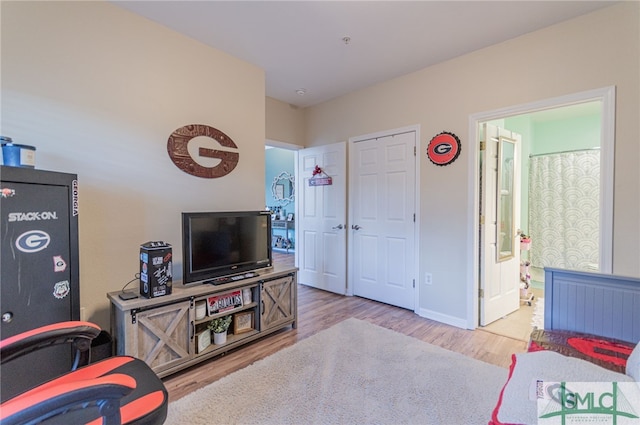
[
  {"x1": 233, "y1": 311, "x2": 254, "y2": 334},
  {"x1": 195, "y1": 328, "x2": 211, "y2": 354}
]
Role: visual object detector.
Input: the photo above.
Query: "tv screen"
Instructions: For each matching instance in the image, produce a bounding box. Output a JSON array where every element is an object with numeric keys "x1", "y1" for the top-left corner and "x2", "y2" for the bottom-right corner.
[{"x1": 182, "y1": 211, "x2": 272, "y2": 285}]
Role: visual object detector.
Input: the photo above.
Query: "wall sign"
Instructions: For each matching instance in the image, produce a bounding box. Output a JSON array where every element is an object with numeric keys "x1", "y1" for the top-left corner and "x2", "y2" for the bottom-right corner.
[
  {"x1": 308, "y1": 165, "x2": 332, "y2": 186},
  {"x1": 207, "y1": 290, "x2": 243, "y2": 315},
  {"x1": 427, "y1": 131, "x2": 461, "y2": 166},
  {"x1": 167, "y1": 124, "x2": 239, "y2": 178}
]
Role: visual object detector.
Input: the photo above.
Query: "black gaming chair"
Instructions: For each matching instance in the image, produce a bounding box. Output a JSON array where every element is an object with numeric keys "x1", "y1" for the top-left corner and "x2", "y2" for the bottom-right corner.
[{"x1": 0, "y1": 321, "x2": 167, "y2": 425}]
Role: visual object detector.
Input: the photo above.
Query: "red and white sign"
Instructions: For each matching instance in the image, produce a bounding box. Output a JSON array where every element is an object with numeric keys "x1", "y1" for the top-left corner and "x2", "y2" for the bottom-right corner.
[
  {"x1": 427, "y1": 132, "x2": 461, "y2": 166},
  {"x1": 207, "y1": 290, "x2": 243, "y2": 315}
]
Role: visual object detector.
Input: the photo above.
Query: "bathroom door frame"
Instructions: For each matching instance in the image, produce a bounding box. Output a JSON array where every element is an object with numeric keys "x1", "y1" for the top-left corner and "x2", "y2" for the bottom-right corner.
[{"x1": 466, "y1": 86, "x2": 615, "y2": 329}]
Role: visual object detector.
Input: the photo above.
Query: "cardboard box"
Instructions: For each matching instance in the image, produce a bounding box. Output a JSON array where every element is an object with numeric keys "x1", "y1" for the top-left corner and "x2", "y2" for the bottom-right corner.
[{"x1": 140, "y1": 241, "x2": 172, "y2": 298}]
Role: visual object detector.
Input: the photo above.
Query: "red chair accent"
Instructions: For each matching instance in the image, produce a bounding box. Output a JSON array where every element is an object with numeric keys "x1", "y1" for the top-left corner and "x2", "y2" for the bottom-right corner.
[{"x1": 0, "y1": 321, "x2": 167, "y2": 425}]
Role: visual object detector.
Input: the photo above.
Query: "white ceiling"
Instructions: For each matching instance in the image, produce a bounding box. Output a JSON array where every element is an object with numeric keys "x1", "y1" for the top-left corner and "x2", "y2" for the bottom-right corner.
[{"x1": 114, "y1": 1, "x2": 616, "y2": 108}]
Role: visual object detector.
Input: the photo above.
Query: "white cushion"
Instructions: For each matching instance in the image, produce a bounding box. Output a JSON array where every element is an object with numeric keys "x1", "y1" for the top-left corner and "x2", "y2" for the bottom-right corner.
[
  {"x1": 493, "y1": 351, "x2": 633, "y2": 425},
  {"x1": 627, "y1": 341, "x2": 640, "y2": 380}
]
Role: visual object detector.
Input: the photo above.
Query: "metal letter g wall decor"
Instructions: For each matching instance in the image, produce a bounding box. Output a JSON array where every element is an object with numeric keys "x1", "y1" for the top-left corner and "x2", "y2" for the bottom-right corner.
[{"x1": 167, "y1": 124, "x2": 239, "y2": 178}]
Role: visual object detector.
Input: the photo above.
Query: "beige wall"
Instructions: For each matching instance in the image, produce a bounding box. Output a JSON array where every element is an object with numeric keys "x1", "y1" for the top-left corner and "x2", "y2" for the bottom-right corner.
[
  {"x1": 265, "y1": 97, "x2": 306, "y2": 146},
  {"x1": 2, "y1": 2, "x2": 638, "y2": 332},
  {"x1": 1, "y1": 2, "x2": 266, "y2": 329},
  {"x1": 306, "y1": 3, "x2": 640, "y2": 324}
]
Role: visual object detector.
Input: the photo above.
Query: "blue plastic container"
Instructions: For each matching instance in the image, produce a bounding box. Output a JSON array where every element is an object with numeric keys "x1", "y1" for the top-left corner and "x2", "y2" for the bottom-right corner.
[{"x1": 1, "y1": 136, "x2": 36, "y2": 168}]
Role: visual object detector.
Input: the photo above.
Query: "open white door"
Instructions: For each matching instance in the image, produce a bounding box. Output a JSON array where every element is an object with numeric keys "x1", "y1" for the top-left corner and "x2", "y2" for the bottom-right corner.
[
  {"x1": 479, "y1": 123, "x2": 521, "y2": 326},
  {"x1": 297, "y1": 142, "x2": 347, "y2": 294}
]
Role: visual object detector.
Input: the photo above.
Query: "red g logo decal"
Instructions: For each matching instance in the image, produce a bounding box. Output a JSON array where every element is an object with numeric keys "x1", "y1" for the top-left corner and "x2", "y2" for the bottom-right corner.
[
  {"x1": 427, "y1": 132, "x2": 461, "y2": 166},
  {"x1": 167, "y1": 124, "x2": 239, "y2": 178}
]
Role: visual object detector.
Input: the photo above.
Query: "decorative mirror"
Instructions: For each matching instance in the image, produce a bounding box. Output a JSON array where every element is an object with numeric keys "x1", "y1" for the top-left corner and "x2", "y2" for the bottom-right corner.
[
  {"x1": 497, "y1": 136, "x2": 516, "y2": 262},
  {"x1": 272, "y1": 171, "x2": 295, "y2": 206}
]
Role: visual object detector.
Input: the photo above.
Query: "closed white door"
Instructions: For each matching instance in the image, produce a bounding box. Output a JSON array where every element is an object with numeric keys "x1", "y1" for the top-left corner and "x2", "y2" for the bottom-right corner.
[
  {"x1": 349, "y1": 131, "x2": 416, "y2": 310},
  {"x1": 296, "y1": 142, "x2": 347, "y2": 294},
  {"x1": 479, "y1": 123, "x2": 522, "y2": 325}
]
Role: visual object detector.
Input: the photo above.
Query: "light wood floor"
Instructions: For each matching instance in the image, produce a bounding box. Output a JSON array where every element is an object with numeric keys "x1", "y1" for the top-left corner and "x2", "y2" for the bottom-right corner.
[{"x1": 163, "y1": 277, "x2": 528, "y2": 402}]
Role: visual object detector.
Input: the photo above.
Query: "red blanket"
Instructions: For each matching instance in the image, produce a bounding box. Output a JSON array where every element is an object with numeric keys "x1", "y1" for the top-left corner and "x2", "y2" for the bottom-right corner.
[{"x1": 528, "y1": 329, "x2": 634, "y2": 373}]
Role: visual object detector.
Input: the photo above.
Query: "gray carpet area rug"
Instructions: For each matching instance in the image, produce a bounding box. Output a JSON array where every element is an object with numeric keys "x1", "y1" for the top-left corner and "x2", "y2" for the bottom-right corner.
[{"x1": 165, "y1": 318, "x2": 509, "y2": 425}]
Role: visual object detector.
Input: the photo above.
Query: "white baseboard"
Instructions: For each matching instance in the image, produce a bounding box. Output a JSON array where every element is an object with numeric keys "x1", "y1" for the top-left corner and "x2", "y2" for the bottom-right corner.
[{"x1": 418, "y1": 307, "x2": 469, "y2": 330}]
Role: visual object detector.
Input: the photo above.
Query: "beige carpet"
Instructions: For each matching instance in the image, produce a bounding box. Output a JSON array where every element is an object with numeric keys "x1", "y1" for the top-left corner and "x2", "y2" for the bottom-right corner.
[{"x1": 165, "y1": 318, "x2": 509, "y2": 425}]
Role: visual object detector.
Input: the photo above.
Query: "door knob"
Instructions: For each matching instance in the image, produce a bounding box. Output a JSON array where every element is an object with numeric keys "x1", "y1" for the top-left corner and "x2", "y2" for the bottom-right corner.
[
  {"x1": 332, "y1": 224, "x2": 344, "y2": 230},
  {"x1": 351, "y1": 225, "x2": 361, "y2": 230}
]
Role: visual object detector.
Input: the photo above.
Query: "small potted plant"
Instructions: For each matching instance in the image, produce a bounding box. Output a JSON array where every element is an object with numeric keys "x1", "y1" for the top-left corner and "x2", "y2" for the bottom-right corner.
[{"x1": 208, "y1": 315, "x2": 232, "y2": 345}]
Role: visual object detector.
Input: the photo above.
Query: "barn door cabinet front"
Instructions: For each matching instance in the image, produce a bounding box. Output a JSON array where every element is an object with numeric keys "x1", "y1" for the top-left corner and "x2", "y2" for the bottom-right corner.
[
  {"x1": 118, "y1": 300, "x2": 192, "y2": 375},
  {"x1": 260, "y1": 274, "x2": 297, "y2": 331}
]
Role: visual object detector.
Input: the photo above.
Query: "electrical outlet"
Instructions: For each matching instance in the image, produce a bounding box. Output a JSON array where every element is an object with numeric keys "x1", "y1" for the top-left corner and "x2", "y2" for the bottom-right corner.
[{"x1": 425, "y1": 273, "x2": 432, "y2": 285}]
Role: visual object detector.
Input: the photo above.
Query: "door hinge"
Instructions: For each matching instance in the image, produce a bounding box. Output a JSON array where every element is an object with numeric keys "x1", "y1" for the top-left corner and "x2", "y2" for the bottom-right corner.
[
  {"x1": 413, "y1": 279, "x2": 415, "y2": 288},
  {"x1": 479, "y1": 141, "x2": 486, "y2": 151},
  {"x1": 479, "y1": 215, "x2": 485, "y2": 225},
  {"x1": 479, "y1": 288, "x2": 484, "y2": 298},
  {"x1": 413, "y1": 213, "x2": 416, "y2": 222},
  {"x1": 413, "y1": 146, "x2": 416, "y2": 156}
]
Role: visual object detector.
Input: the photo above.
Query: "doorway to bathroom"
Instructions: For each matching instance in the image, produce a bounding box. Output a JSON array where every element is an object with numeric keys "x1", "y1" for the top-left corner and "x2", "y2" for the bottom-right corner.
[{"x1": 472, "y1": 86, "x2": 615, "y2": 340}]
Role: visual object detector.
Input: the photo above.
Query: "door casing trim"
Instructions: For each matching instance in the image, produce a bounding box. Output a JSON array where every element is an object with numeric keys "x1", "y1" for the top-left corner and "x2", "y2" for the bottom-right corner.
[{"x1": 467, "y1": 86, "x2": 616, "y2": 329}]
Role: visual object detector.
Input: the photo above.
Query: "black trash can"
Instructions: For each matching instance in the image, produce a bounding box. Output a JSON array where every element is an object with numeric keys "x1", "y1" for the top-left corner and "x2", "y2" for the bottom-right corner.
[{"x1": 90, "y1": 330, "x2": 113, "y2": 363}]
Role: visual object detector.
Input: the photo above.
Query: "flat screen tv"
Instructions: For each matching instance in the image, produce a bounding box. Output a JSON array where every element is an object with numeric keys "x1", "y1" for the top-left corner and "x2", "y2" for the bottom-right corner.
[{"x1": 182, "y1": 211, "x2": 272, "y2": 285}]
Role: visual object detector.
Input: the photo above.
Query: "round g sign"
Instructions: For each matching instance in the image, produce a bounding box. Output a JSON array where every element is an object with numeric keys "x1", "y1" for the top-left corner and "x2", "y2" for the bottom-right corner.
[
  {"x1": 427, "y1": 132, "x2": 461, "y2": 166},
  {"x1": 167, "y1": 124, "x2": 239, "y2": 178},
  {"x1": 15, "y1": 230, "x2": 50, "y2": 253}
]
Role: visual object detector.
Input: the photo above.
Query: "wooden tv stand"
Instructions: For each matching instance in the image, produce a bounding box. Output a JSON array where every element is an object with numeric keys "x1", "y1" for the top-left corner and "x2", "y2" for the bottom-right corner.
[{"x1": 108, "y1": 264, "x2": 297, "y2": 377}]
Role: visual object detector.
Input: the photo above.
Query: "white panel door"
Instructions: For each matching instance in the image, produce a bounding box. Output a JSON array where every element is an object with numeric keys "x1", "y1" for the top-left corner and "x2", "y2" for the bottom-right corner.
[
  {"x1": 479, "y1": 123, "x2": 522, "y2": 326},
  {"x1": 297, "y1": 142, "x2": 347, "y2": 294},
  {"x1": 350, "y1": 132, "x2": 415, "y2": 310}
]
